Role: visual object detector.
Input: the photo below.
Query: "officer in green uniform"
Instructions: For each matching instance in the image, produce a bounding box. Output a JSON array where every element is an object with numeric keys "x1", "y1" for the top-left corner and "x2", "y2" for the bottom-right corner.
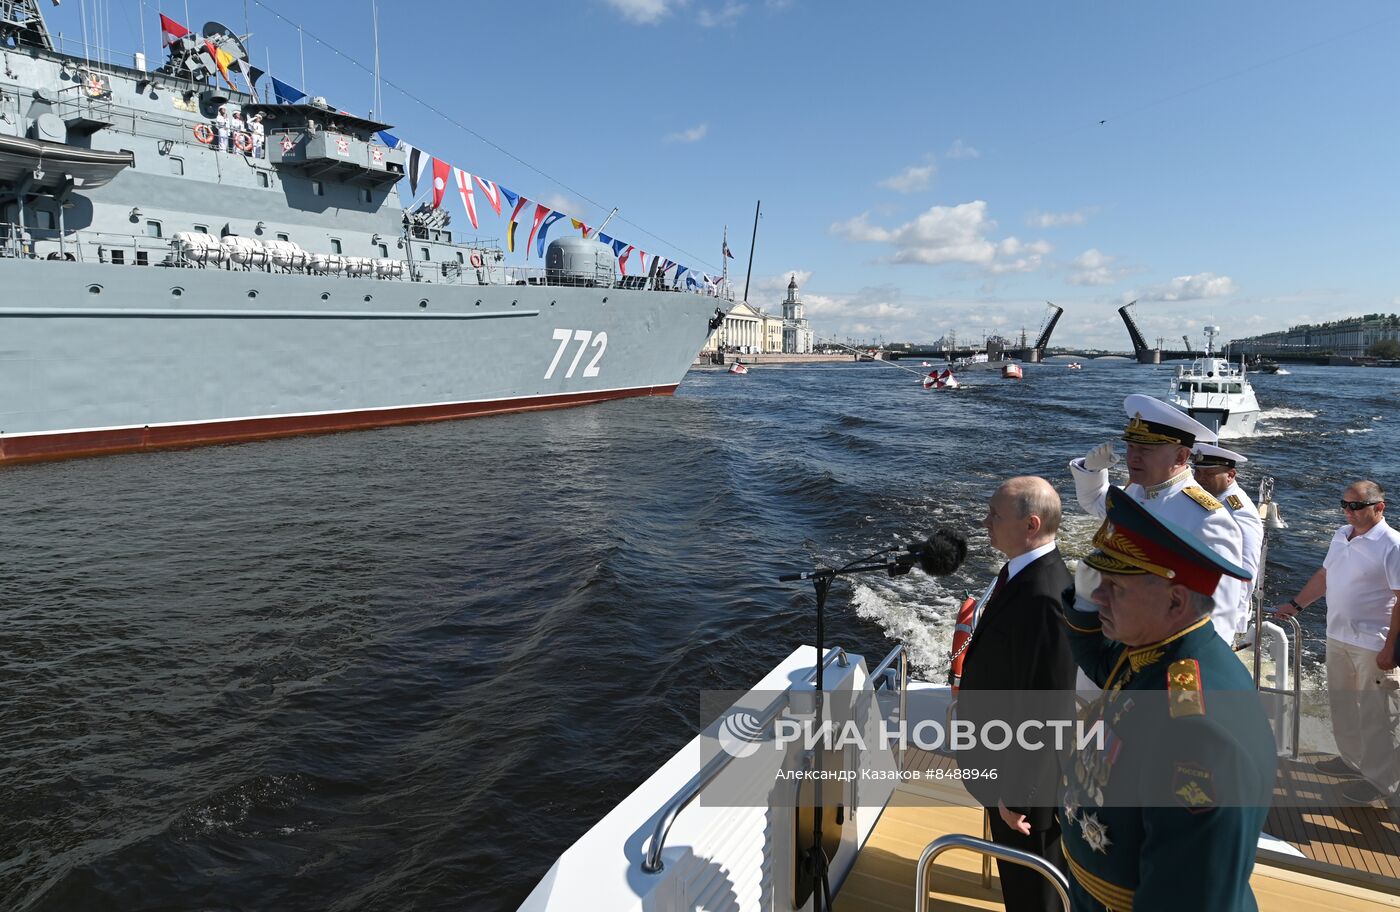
[{"x1": 1058, "y1": 485, "x2": 1277, "y2": 911}]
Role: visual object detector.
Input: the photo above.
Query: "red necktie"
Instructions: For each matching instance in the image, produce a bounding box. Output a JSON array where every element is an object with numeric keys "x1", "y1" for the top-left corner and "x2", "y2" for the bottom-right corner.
[{"x1": 988, "y1": 563, "x2": 1010, "y2": 603}]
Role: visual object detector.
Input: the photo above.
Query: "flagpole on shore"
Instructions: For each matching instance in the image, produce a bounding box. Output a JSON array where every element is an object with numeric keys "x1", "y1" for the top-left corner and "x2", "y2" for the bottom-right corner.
[{"x1": 742, "y1": 199, "x2": 760, "y2": 303}]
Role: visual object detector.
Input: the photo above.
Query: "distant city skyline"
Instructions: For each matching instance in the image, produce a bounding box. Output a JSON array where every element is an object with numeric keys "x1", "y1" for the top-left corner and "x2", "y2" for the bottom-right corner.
[{"x1": 50, "y1": 1, "x2": 1400, "y2": 348}]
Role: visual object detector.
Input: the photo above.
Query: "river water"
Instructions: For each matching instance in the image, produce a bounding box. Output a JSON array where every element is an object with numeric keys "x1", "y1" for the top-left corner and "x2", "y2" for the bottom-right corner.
[{"x1": 2, "y1": 359, "x2": 1394, "y2": 910}]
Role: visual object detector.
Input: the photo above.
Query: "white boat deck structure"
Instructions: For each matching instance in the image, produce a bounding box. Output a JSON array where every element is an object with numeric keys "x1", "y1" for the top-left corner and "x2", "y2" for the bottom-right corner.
[{"x1": 520, "y1": 643, "x2": 1400, "y2": 911}]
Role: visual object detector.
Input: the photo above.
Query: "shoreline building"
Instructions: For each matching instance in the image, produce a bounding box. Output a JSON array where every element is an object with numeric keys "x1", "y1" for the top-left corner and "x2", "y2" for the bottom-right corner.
[
  {"x1": 1230, "y1": 314, "x2": 1400, "y2": 358},
  {"x1": 701, "y1": 300, "x2": 784, "y2": 354},
  {"x1": 700, "y1": 276, "x2": 815, "y2": 355},
  {"x1": 781, "y1": 275, "x2": 814, "y2": 354}
]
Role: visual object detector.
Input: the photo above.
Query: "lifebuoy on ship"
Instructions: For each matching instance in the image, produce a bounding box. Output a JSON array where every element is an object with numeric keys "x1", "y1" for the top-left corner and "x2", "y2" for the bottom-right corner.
[
  {"x1": 469, "y1": 251, "x2": 484, "y2": 268},
  {"x1": 947, "y1": 594, "x2": 978, "y2": 692},
  {"x1": 233, "y1": 131, "x2": 254, "y2": 153},
  {"x1": 192, "y1": 122, "x2": 215, "y2": 145}
]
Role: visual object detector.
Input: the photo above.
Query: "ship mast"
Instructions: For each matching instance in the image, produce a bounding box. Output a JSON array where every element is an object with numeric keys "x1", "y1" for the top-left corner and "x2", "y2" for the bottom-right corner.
[{"x1": 0, "y1": 0, "x2": 56, "y2": 51}]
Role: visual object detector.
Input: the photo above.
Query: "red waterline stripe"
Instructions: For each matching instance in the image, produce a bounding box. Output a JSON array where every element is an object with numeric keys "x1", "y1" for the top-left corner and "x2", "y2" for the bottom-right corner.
[{"x1": 0, "y1": 385, "x2": 679, "y2": 465}]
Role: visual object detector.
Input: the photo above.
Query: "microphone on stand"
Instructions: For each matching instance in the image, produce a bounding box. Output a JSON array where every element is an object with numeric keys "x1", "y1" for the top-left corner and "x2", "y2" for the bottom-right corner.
[{"x1": 894, "y1": 529, "x2": 968, "y2": 577}]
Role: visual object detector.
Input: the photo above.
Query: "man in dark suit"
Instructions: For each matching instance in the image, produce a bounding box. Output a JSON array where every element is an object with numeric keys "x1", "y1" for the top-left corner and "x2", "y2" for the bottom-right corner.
[{"x1": 958, "y1": 476, "x2": 1077, "y2": 911}]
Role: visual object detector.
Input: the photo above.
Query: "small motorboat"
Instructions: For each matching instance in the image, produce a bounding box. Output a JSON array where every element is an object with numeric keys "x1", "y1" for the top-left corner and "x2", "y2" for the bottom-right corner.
[
  {"x1": 728, "y1": 360, "x2": 749, "y2": 375},
  {"x1": 920, "y1": 361, "x2": 932, "y2": 367},
  {"x1": 1169, "y1": 326, "x2": 1261, "y2": 438},
  {"x1": 1002, "y1": 363, "x2": 1023, "y2": 379},
  {"x1": 1067, "y1": 362, "x2": 1083, "y2": 370}
]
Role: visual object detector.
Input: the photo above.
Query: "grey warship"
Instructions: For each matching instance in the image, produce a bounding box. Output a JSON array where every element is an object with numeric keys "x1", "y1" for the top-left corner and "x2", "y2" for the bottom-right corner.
[{"x1": 0, "y1": 1, "x2": 721, "y2": 464}]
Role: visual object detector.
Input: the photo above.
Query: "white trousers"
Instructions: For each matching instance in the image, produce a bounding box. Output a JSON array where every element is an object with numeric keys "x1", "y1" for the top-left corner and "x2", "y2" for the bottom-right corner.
[{"x1": 1326, "y1": 637, "x2": 1400, "y2": 798}]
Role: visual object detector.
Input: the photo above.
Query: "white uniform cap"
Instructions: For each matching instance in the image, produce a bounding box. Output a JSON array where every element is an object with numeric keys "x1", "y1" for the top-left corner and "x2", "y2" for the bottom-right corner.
[
  {"x1": 1121, "y1": 394, "x2": 1216, "y2": 448},
  {"x1": 1191, "y1": 442, "x2": 1248, "y2": 467}
]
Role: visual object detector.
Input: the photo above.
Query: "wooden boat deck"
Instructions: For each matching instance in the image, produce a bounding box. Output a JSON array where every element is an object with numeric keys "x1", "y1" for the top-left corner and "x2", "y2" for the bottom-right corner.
[
  {"x1": 835, "y1": 749, "x2": 1400, "y2": 911},
  {"x1": 1266, "y1": 751, "x2": 1400, "y2": 885}
]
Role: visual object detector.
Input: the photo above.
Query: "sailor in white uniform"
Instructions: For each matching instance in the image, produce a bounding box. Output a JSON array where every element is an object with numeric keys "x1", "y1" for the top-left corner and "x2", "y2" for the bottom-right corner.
[
  {"x1": 1192, "y1": 442, "x2": 1264, "y2": 622},
  {"x1": 1069, "y1": 394, "x2": 1248, "y2": 643},
  {"x1": 215, "y1": 105, "x2": 231, "y2": 153}
]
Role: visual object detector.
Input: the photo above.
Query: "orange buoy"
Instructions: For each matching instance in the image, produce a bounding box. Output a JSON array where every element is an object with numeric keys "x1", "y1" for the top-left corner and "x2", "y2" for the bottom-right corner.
[
  {"x1": 192, "y1": 122, "x2": 215, "y2": 145},
  {"x1": 948, "y1": 594, "x2": 978, "y2": 692}
]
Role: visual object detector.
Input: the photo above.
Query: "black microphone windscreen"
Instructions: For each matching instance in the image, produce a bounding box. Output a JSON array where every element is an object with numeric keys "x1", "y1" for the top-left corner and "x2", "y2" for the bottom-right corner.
[{"x1": 918, "y1": 529, "x2": 967, "y2": 576}]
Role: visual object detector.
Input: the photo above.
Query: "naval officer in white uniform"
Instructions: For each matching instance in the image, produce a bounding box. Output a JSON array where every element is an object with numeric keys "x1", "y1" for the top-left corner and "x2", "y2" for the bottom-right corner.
[
  {"x1": 1192, "y1": 442, "x2": 1264, "y2": 620},
  {"x1": 1069, "y1": 394, "x2": 1248, "y2": 643}
]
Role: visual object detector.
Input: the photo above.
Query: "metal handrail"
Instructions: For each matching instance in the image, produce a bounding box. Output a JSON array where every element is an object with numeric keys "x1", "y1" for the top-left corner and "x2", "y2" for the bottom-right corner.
[
  {"x1": 1256, "y1": 611, "x2": 1304, "y2": 758},
  {"x1": 870, "y1": 643, "x2": 908, "y2": 772},
  {"x1": 1249, "y1": 475, "x2": 1303, "y2": 758},
  {"x1": 640, "y1": 647, "x2": 850, "y2": 874},
  {"x1": 914, "y1": 834, "x2": 1071, "y2": 912}
]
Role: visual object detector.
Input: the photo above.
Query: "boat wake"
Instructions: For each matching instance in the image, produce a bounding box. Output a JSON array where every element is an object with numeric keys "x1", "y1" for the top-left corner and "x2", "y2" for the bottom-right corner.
[
  {"x1": 1258, "y1": 407, "x2": 1316, "y2": 420},
  {"x1": 849, "y1": 580, "x2": 962, "y2": 680}
]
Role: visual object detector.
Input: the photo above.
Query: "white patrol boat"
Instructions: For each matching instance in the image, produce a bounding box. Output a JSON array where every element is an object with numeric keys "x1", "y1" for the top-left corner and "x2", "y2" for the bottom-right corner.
[{"x1": 1168, "y1": 326, "x2": 1262, "y2": 439}]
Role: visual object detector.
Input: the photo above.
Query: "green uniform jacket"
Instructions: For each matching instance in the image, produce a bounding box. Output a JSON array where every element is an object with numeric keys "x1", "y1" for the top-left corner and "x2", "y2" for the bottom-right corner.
[{"x1": 1059, "y1": 604, "x2": 1277, "y2": 911}]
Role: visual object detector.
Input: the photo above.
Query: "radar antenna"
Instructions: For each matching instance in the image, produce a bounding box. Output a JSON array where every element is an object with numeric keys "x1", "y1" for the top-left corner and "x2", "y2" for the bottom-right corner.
[{"x1": 160, "y1": 19, "x2": 252, "y2": 89}]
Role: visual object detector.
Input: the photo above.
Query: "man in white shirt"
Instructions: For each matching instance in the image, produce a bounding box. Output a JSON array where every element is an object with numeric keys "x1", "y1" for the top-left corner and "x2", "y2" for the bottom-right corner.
[
  {"x1": 1192, "y1": 442, "x2": 1264, "y2": 622},
  {"x1": 1069, "y1": 394, "x2": 1247, "y2": 643},
  {"x1": 1276, "y1": 480, "x2": 1400, "y2": 804}
]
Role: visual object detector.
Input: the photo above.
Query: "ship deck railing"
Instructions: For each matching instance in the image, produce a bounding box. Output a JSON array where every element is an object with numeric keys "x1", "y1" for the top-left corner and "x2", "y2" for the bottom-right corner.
[{"x1": 0, "y1": 222, "x2": 737, "y2": 300}]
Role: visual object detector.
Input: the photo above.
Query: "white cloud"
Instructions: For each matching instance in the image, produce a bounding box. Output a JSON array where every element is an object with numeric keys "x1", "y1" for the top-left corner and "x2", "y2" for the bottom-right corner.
[
  {"x1": 946, "y1": 139, "x2": 980, "y2": 159},
  {"x1": 746, "y1": 270, "x2": 812, "y2": 306},
  {"x1": 877, "y1": 160, "x2": 937, "y2": 194},
  {"x1": 537, "y1": 193, "x2": 579, "y2": 214},
  {"x1": 1027, "y1": 208, "x2": 1091, "y2": 228},
  {"x1": 830, "y1": 200, "x2": 1051, "y2": 273},
  {"x1": 1130, "y1": 272, "x2": 1237, "y2": 303},
  {"x1": 1068, "y1": 248, "x2": 1123, "y2": 286},
  {"x1": 602, "y1": 0, "x2": 677, "y2": 24},
  {"x1": 697, "y1": 1, "x2": 746, "y2": 27},
  {"x1": 663, "y1": 123, "x2": 709, "y2": 143}
]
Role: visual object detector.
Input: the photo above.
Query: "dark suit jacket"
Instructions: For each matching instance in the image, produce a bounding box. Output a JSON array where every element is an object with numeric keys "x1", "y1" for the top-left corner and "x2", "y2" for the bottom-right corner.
[{"x1": 956, "y1": 547, "x2": 1076, "y2": 831}]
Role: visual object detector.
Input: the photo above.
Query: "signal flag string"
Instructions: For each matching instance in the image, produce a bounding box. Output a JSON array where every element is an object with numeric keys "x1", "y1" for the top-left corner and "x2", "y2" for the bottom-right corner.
[{"x1": 250, "y1": 0, "x2": 719, "y2": 272}]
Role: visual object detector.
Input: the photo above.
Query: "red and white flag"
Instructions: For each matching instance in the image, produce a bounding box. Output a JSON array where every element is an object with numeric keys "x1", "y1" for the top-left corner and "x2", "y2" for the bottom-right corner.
[
  {"x1": 431, "y1": 158, "x2": 451, "y2": 209},
  {"x1": 473, "y1": 176, "x2": 503, "y2": 215},
  {"x1": 618, "y1": 245, "x2": 634, "y2": 275},
  {"x1": 454, "y1": 168, "x2": 479, "y2": 228},
  {"x1": 159, "y1": 13, "x2": 190, "y2": 47},
  {"x1": 525, "y1": 204, "x2": 550, "y2": 258}
]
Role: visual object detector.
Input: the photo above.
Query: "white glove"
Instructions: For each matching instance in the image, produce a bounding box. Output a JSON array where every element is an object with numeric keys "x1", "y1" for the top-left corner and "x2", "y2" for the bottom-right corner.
[{"x1": 1082, "y1": 441, "x2": 1119, "y2": 473}]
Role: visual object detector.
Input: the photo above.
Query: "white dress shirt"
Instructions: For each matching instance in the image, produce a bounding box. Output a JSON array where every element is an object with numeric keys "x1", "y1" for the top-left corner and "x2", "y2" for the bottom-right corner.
[{"x1": 1324, "y1": 518, "x2": 1400, "y2": 651}]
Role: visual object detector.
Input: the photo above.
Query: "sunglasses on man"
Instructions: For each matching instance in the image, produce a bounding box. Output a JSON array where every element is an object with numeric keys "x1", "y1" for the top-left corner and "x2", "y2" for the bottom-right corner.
[{"x1": 1340, "y1": 500, "x2": 1383, "y2": 511}]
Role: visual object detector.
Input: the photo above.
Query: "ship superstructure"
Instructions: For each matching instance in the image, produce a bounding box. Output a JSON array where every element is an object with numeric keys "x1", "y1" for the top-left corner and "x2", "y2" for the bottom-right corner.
[{"x1": 0, "y1": 2, "x2": 721, "y2": 463}]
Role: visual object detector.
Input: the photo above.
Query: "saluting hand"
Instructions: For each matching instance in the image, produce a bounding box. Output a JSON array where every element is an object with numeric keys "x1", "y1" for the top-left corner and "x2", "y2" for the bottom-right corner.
[{"x1": 1082, "y1": 441, "x2": 1119, "y2": 473}]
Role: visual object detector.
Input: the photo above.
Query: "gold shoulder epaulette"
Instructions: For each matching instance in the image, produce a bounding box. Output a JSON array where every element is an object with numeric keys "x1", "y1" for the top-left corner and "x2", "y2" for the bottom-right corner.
[
  {"x1": 1168, "y1": 659, "x2": 1205, "y2": 718},
  {"x1": 1225, "y1": 494, "x2": 1244, "y2": 510},
  {"x1": 1182, "y1": 485, "x2": 1223, "y2": 511}
]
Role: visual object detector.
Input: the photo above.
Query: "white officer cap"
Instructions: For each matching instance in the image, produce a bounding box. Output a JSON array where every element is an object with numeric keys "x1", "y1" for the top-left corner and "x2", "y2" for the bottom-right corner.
[
  {"x1": 1122, "y1": 394, "x2": 1216, "y2": 448},
  {"x1": 1192, "y1": 442, "x2": 1247, "y2": 468}
]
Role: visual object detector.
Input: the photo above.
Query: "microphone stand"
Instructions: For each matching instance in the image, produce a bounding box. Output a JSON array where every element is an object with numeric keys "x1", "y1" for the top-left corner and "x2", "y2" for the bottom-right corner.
[{"x1": 777, "y1": 548, "x2": 917, "y2": 912}]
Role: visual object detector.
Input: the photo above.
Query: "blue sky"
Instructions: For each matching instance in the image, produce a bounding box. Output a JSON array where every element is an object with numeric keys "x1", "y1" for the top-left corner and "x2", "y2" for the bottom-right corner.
[{"x1": 52, "y1": 1, "x2": 1400, "y2": 347}]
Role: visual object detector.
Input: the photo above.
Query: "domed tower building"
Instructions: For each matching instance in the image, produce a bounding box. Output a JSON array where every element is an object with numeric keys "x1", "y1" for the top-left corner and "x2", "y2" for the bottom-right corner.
[{"x1": 781, "y1": 275, "x2": 814, "y2": 354}]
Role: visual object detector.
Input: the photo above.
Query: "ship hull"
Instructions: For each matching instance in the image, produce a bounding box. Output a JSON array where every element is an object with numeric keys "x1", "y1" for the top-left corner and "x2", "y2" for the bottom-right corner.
[{"x1": 0, "y1": 260, "x2": 712, "y2": 463}]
